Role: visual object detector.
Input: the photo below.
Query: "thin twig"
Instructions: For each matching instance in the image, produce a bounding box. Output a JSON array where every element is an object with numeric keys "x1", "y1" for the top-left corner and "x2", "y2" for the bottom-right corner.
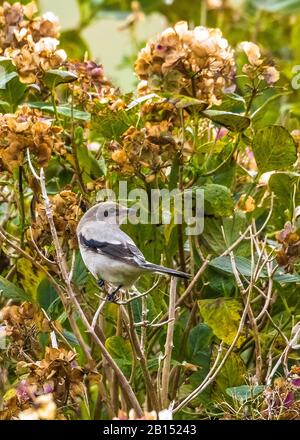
[{"x1": 161, "y1": 278, "x2": 177, "y2": 408}]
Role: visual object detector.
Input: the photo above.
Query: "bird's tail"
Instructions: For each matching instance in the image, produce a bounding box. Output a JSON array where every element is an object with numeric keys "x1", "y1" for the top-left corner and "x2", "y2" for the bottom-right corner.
[{"x1": 143, "y1": 262, "x2": 191, "y2": 279}]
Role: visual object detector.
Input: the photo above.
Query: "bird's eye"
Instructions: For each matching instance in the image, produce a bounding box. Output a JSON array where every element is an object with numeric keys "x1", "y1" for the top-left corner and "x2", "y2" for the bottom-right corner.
[{"x1": 104, "y1": 210, "x2": 109, "y2": 217}]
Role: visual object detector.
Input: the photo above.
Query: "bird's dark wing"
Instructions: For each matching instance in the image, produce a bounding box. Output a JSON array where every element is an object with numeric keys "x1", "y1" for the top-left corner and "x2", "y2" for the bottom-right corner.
[{"x1": 79, "y1": 233, "x2": 146, "y2": 267}]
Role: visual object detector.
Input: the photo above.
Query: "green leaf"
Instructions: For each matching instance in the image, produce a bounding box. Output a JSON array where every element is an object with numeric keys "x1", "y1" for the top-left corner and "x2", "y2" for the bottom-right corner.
[
  {"x1": 105, "y1": 336, "x2": 133, "y2": 376},
  {"x1": 226, "y1": 385, "x2": 265, "y2": 403},
  {"x1": 0, "y1": 99, "x2": 11, "y2": 112},
  {"x1": 62, "y1": 330, "x2": 80, "y2": 346},
  {"x1": 209, "y1": 255, "x2": 300, "y2": 284},
  {"x1": 0, "y1": 57, "x2": 27, "y2": 109},
  {"x1": 201, "y1": 109, "x2": 250, "y2": 132},
  {"x1": 0, "y1": 276, "x2": 30, "y2": 301},
  {"x1": 37, "y1": 279, "x2": 58, "y2": 311},
  {"x1": 187, "y1": 324, "x2": 213, "y2": 366},
  {"x1": 164, "y1": 93, "x2": 208, "y2": 110},
  {"x1": 126, "y1": 93, "x2": 158, "y2": 110},
  {"x1": 268, "y1": 172, "x2": 300, "y2": 228},
  {"x1": 43, "y1": 69, "x2": 78, "y2": 88},
  {"x1": 28, "y1": 102, "x2": 90, "y2": 121},
  {"x1": 74, "y1": 126, "x2": 104, "y2": 180},
  {"x1": 196, "y1": 184, "x2": 234, "y2": 217},
  {"x1": 198, "y1": 298, "x2": 245, "y2": 347},
  {"x1": 252, "y1": 126, "x2": 297, "y2": 172},
  {"x1": 200, "y1": 212, "x2": 249, "y2": 256},
  {"x1": 214, "y1": 352, "x2": 246, "y2": 395}
]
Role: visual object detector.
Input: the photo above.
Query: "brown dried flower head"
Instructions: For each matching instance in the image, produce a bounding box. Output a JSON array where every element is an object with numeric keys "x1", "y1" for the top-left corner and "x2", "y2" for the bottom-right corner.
[
  {"x1": 30, "y1": 190, "x2": 82, "y2": 249},
  {"x1": 0, "y1": 302, "x2": 51, "y2": 361},
  {"x1": 0, "y1": 2, "x2": 66, "y2": 83},
  {"x1": 276, "y1": 221, "x2": 300, "y2": 272},
  {"x1": 0, "y1": 105, "x2": 64, "y2": 172},
  {"x1": 240, "y1": 41, "x2": 280, "y2": 85},
  {"x1": 135, "y1": 21, "x2": 235, "y2": 106},
  {"x1": 109, "y1": 121, "x2": 188, "y2": 180}
]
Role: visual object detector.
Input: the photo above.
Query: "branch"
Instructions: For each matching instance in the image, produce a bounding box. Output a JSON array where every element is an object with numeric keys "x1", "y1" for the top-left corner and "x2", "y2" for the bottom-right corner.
[
  {"x1": 161, "y1": 277, "x2": 177, "y2": 408},
  {"x1": 39, "y1": 168, "x2": 143, "y2": 417}
]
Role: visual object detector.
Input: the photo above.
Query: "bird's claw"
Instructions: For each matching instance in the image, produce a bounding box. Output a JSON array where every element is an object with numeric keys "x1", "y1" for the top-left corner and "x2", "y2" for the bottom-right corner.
[{"x1": 97, "y1": 279, "x2": 105, "y2": 288}]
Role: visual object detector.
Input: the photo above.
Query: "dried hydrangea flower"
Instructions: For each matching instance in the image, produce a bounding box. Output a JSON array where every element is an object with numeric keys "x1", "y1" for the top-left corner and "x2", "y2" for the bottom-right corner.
[
  {"x1": 30, "y1": 190, "x2": 82, "y2": 249},
  {"x1": 0, "y1": 105, "x2": 64, "y2": 172},
  {"x1": 0, "y1": 2, "x2": 66, "y2": 84},
  {"x1": 108, "y1": 118, "x2": 192, "y2": 181},
  {"x1": 135, "y1": 21, "x2": 235, "y2": 106},
  {"x1": 240, "y1": 41, "x2": 280, "y2": 85}
]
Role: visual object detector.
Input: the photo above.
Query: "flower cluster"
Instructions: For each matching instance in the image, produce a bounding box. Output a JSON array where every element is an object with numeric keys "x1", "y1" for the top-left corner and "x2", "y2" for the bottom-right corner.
[
  {"x1": 240, "y1": 41, "x2": 280, "y2": 85},
  {"x1": 262, "y1": 371, "x2": 300, "y2": 420},
  {"x1": 67, "y1": 60, "x2": 118, "y2": 108},
  {"x1": 0, "y1": 347, "x2": 99, "y2": 420},
  {"x1": 109, "y1": 121, "x2": 192, "y2": 181},
  {"x1": 276, "y1": 221, "x2": 300, "y2": 272},
  {"x1": 0, "y1": 302, "x2": 51, "y2": 361},
  {"x1": 30, "y1": 190, "x2": 82, "y2": 249},
  {"x1": 0, "y1": 105, "x2": 64, "y2": 172},
  {"x1": 135, "y1": 21, "x2": 235, "y2": 106},
  {"x1": 0, "y1": 2, "x2": 66, "y2": 83}
]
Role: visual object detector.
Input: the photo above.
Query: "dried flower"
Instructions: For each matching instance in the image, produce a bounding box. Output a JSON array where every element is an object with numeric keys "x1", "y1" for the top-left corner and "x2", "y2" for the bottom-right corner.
[
  {"x1": 135, "y1": 21, "x2": 235, "y2": 106},
  {"x1": 0, "y1": 105, "x2": 64, "y2": 172},
  {"x1": 67, "y1": 60, "x2": 119, "y2": 109},
  {"x1": 108, "y1": 121, "x2": 190, "y2": 180},
  {"x1": 0, "y1": 2, "x2": 65, "y2": 84},
  {"x1": 240, "y1": 41, "x2": 280, "y2": 85},
  {"x1": 30, "y1": 190, "x2": 82, "y2": 249},
  {"x1": 276, "y1": 221, "x2": 300, "y2": 271},
  {"x1": 0, "y1": 302, "x2": 51, "y2": 361}
]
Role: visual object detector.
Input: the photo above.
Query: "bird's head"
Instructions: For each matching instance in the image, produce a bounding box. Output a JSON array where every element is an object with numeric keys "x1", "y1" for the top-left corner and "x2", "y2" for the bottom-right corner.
[{"x1": 78, "y1": 201, "x2": 135, "y2": 228}]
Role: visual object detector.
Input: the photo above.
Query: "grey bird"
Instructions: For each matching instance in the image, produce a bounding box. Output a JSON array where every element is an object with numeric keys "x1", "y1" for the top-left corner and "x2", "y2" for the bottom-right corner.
[{"x1": 77, "y1": 201, "x2": 190, "y2": 300}]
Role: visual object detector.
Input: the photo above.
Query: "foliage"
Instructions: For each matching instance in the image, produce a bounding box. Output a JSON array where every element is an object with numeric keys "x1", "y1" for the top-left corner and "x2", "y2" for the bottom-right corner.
[{"x1": 0, "y1": 0, "x2": 300, "y2": 421}]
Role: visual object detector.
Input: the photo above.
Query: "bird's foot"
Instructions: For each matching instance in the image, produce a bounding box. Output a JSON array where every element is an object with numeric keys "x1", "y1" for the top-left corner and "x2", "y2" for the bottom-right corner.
[
  {"x1": 97, "y1": 279, "x2": 105, "y2": 288},
  {"x1": 106, "y1": 285, "x2": 122, "y2": 303}
]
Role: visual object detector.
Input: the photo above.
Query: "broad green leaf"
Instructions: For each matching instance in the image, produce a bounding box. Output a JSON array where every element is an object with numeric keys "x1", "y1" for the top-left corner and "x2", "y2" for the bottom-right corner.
[
  {"x1": 73, "y1": 126, "x2": 104, "y2": 181},
  {"x1": 0, "y1": 276, "x2": 30, "y2": 301},
  {"x1": 43, "y1": 69, "x2": 78, "y2": 88},
  {"x1": 72, "y1": 252, "x2": 90, "y2": 288},
  {"x1": 186, "y1": 323, "x2": 213, "y2": 405},
  {"x1": 28, "y1": 102, "x2": 90, "y2": 121},
  {"x1": 0, "y1": 57, "x2": 27, "y2": 109},
  {"x1": 214, "y1": 352, "x2": 246, "y2": 395},
  {"x1": 0, "y1": 99, "x2": 11, "y2": 112},
  {"x1": 198, "y1": 298, "x2": 245, "y2": 347},
  {"x1": 197, "y1": 184, "x2": 234, "y2": 217},
  {"x1": 62, "y1": 330, "x2": 80, "y2": 346},
  {"x1": 252, "y1": 126, "x2": 297, "y2": 172},
  {"x1": 37, "y1": 279, "x2": 58, "y2": 311},
  {"x1": 17, "y1": 258, "x2": 44, "y2": 301},
  {"x1": 105, "y1": 336, "x2": 133, "y2": 376},
  {"x1": 91, "y1": 107, "x2": 130, "y2": 141},
  {"x1": 200, "y1": 212, "x2": 249, "y2": 256},
  {"x1": 209, "y1": 255, "x2": 300, "y2": 284},
  {"x1": 201, "y1": 109, "x2": 250, "y2": 132},
  {"x1": 187, "y1": 324, "x2": 213, "y2": 367},
  {"x1": 226, "y1": 385, "x2": 265, "y2": 403}
]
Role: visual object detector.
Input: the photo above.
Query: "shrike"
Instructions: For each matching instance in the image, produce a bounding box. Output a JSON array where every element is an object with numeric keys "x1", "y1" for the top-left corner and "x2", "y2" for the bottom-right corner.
[{"x1": 77, "y1": 202, "x2": 190, "y2": 300}]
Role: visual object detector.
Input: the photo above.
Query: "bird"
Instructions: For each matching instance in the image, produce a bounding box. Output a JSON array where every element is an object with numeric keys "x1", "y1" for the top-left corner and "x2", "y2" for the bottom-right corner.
[{"x1": 77, "y1": 201, "x2": 190, "y2": 301}]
